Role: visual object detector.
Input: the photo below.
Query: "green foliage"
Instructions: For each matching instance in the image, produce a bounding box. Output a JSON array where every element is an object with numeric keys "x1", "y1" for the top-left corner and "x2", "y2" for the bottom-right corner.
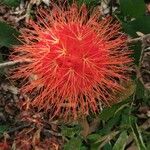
[
  {"x1": 118, "y1": 0, "x2": 150, "y2": 66},
  {"x1": 124, "y1": 16, "x2": 150, "y2": 36},
  {"x1": 62, "y1": 93, "x2": 148, "y2": 149},
  {"x1": 112, "y1": 131, "x2": 128, "y2": 150},
  {"x1": 0, "y1": 21, "x2": 20, "y2": 47},
  {"x1": 119, "y1": 0, "x2": 145, "y2": 18},
  {"x1": 63, "y1": 137, "x2": 84, "y2": 150},
  {"x1": 87, "y1": 134, "x2": 101, "y2": 143},
  {"x1": 62, "y1": 79, "x2": 149, "y2": 149},
  {"x1": 0, "y1": 0, "x2": 20, "y2": 7},
  {"x1": 131, "y1": 43, "x2": 142, "y2": 65},
  {"x1": 131, "y1": 16, "x2": 150, "y2": 34},
  {"x1": 99, "y1": 100, "x2": 129, "y2": 121},
  {"x1": 61, "y1": 125, "x2": 85, "y2": 150},
  {"x1": 136, "y1": 79, "x2": 150, "y2": 105},
  {"x1": 61, "y1": 125, "x2": 81, "y2": 138},
  {"x1": 119, "y1": 0, "x2": 150, "y2": 65},
  {"x1": 136, "y1": 80, "x2": 145, "y2": 100},
  {"x1": 130, "y1": 121, "x2": 147, "y2": 150}
]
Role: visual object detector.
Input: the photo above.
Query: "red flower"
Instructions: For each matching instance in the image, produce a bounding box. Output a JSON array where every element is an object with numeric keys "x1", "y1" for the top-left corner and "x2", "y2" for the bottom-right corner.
[{"x1": 11, "y1": 3, "x2": 132, "y2": 120}]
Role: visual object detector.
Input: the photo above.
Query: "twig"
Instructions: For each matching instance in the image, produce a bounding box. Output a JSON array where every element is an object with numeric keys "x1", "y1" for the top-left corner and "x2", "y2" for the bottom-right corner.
[
  {"x1": 127, "y1": 37, "x2": 142, "y2": 43},
  {"x1": 0, "y1": 59, "x2": 30, "y2": 69},
  {"x1": 0, "y1": 60, "x2": 21, "y2": 68},
  {"x1": 128, "y1": 34, "x2": 150, "y2": 43}
]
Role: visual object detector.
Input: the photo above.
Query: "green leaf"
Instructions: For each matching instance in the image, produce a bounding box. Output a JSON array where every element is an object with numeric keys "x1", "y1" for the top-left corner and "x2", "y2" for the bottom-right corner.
[
  {"x1": 91, "y1": 131, "x2": 126, "y2": 149},
  {"x1": 135, "y1": 80, "x2": 150, "y2": 104},
  {"x1": 122, "y1": 16, "x2": 150, "y2": 37},
  {"x1": 63, "y1": 137, "x2": 82, "y2": 150},
  {"x1": 128, "y1": 16, "x2": 150, "y2": 35},
  {"x1": 80, "y1": 146, "x2": 87, "y2": 150},
  {"x1": 95, "y1": 131, "x2": 120, "y2": 144},
  {"x1": 99, "y1": 82, "x2": 135, "y2": 122},
  {"x1": 119, "y1": 0, "x2": 145, "y2": 18},
  {"x1": 87, "y1": 134, "x2": 101, "y2": 143},
  {"x1": 89, "y1": 143, "x2": 100, "y2": 150},
  {"x1": 136, "y1": 80, "x2": 145, "y2": 100},
  {"x1": 0, "y1": 0, "x2": 20, "y2": 7},
  {"x1": 120, "y1": 109, "x2": 137, "y2": 129},
  {"x1": 112, "y1": 131, "x2": 128, "y2": 150},
  {"x1": 61, "y1": 125, "x2": 81, "y2": 138},
  {"x1": 100, "y1": 100, "x2": 129, "y2": 121},
  {"x1": 131, "y1": 43, "x2": 141, "y2": 65},
  {"x1": 103, "y1": 143, "x2": 112, "y2": 150},
  {"x1": 130, "y1": 121, "x2": 147, "y2": 150},
  {"x1": 100, "y1": 115, "x2": 121, "y2": 134},
  {"x1": 122, "y1": 22, "x2": 137, "y2": 37},
  {"x1": 122, "y1": 17, "x2": 150, "y2": 65},
  {"x1": 0, "y1": 21, "x2": 20, "y2": 47},
  {"x1": 99, "y1": 106, "x2": 118, "y2": 121}
]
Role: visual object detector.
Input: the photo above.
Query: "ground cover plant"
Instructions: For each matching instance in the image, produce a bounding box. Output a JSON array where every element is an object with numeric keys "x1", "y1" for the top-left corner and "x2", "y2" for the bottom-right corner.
[{"x1": 0, "y1": 0, "x2": 150, "y2": 149}]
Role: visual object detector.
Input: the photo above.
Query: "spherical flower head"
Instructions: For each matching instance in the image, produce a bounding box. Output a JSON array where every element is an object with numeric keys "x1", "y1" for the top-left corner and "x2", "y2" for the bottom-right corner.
[{"x1": 10, "y1": 3, "x2": 132, "y2": 120}]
